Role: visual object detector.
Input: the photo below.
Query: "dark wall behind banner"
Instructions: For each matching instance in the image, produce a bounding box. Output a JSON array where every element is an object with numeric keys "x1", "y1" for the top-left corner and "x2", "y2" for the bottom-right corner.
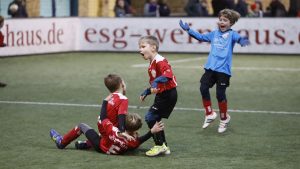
[
  {"x1": 70, "y1": 0, "x2": 78, "y2": 16},
  {"x1": 0, "y1": 0, "x2": 292, "y2": 18}
]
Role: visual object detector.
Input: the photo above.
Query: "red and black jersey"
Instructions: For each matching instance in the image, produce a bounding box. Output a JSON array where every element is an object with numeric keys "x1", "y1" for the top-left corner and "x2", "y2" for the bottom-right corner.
[
  {"x1": 97, "y1": 119, "x2": 140, "y2": 155},
  {"x1": 148, "y1": 54, "x2": 177, "y2": 93},
  {"x1": 105, "y1": 92, "x2": 128, "y2": 126}
]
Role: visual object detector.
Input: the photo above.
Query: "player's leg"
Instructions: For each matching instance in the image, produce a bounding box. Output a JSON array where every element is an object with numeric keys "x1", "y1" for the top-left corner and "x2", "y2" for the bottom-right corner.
[
  {"x1": 216, "y1": 73, "x2": 231, "y2": 133},
  {"x1": 145, "y1": 110, "x2": 162, "y2": 145},
  {"x1": 77, "y1": 123, "x2": 102, "y2": 152},
  {"x1": 74, "y1": 123, "x2": 94, "y2": 150},
  {"x1": 145, "y1": 88, "x2": 177, "y2": 156},
  {"x1": 160, "y1": 88, "x2": 177, "y2": 155},
  {"x1": 50, "y1": 123, "x2": 97, "y2": 149},
  {"x1": 50, "y1": 123, "x2": 84, "y2": 149},
  {"x1": 145, "y1": 111, "x2": 168, "y2": 156},
  {"x1": 145, "y1": 102, "x2": 168, "y2": 156},
  {"x1": 200, "y1": 70, "x2": 217, "y2": 128},
  {"x1": 75, "y1": 140, "x2": 92, "y2": 150}
]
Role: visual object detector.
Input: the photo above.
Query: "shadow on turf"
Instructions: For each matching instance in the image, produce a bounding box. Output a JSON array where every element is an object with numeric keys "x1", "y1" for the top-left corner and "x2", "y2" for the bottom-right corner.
[{"x1": 47, "y1": 144, "x2": 169, "y2": 157}]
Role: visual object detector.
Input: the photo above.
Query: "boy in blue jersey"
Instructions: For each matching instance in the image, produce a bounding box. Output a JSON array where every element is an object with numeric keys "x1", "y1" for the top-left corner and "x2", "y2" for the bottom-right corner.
[{"x1": 179, "y1": 9, "x2": 249, "y2": 133}]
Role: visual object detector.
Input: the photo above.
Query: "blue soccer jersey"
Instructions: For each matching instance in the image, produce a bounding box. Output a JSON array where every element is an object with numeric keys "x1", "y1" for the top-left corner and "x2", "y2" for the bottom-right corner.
[{"x1": 188, "y1": 28, "x2": 242, "y2": 76}]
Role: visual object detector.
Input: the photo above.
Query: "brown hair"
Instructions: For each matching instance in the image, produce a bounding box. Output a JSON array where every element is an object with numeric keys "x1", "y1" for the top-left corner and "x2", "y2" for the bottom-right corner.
[
  {"x1": 104, "y1": 74, "x2": 122, "y2": 93},
  {"x1": 125, "y1": 113, "x2": 142, "y2": 132},
  {"x1": 218, "y1": 9, "x2": 240, "y2": 26},
  {"x1": 138, "y1": 35, "x2": 159, "y2": 52}
]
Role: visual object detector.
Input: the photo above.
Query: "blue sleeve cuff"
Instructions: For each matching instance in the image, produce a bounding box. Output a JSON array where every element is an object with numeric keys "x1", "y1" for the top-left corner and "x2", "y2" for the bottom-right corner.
[
  {"x1": 141, "y1": 88, "x2": 151, "y2": 96},
  {"x1": 151, "y1": 76, "x2": 168, "y2": 88}
]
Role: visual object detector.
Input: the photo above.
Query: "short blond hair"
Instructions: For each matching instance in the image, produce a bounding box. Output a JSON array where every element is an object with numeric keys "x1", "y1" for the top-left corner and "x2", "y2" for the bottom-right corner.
[
  {"x1": 138, "y1": 35, "x2": 159, "y2": 52},
  {"x1": 125, "y1": 113, "x2": 142, "y2": 132},
  {"x1": 219, "y1": 9, "x2": 240, "y2": 26}
]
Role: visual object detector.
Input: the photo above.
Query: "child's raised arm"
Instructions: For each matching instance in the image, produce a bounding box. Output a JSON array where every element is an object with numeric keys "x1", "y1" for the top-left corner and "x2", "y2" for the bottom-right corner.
[{"x1": 179, "y1": 20, "x2": 212, "y2": 42}]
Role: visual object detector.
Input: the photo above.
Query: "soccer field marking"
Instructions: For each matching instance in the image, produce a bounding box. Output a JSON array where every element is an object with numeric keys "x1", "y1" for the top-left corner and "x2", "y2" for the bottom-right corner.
[
  {"x1": 131, "y1": 58, "x2": 300, "y2": 72},
  {"x1": 131, "y1": 57, "x2": 205, "y2": 68},
  {"x1": 170, "y1": 65, "x2": 300, "y2": 72},
  {"x1": 1, "y1": 100, "x2": 299, "y2": 115}
]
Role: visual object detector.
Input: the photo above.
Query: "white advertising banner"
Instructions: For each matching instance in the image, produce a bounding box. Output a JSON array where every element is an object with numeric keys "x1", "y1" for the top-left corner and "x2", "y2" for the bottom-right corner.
[
  {"x1": 0, "y1": 17, "x2": 299, "y2": 56},
  {"x1": 0, "y1": 18, "x2": 78, "y2": 56}
]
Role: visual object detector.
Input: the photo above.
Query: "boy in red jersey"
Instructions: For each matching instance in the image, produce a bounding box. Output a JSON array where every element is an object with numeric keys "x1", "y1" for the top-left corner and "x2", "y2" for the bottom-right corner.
[
  {"x1": 101, "y1": 74, "x2": 128, "y2": 132},
  {"x1": 0, "y1": 15, "x2": 7, "y2": 87},
  {"x1": 53, "y1": 74, "x2": 129, "y2": 149},
  {"x1": 138, "y1": 35, "x2": 178, "y2": 157},
  {"x1": 50, "y1": 96, "x2": 164, "y2": 155}
]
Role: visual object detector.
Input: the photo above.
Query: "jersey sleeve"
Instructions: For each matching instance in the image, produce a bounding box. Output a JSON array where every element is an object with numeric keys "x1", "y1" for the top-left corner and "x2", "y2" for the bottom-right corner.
[
  {"x1": 232, "y1": 31, "x2": 242, "y2": 43},
  {"x1": 98, "y1": 118, "x2": 118, "y2": 136},
  {"x1": 188, "y1": 29, "x2": 213, "y2": 42},
  {"x1": 117, "y1": 99, "x2": 128, "y2": 115},
  {"x1": 156, "y1": 61, "x2": 173, "y2": 79}
]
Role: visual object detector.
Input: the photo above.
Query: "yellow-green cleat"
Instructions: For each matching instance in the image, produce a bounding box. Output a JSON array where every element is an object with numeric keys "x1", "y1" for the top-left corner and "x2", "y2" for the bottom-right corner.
[
  {"x1": 146, "y1": 143, "x2": 168, "y2": 157},
  {"x1": 164, "y1": 146, "x2": 171, "y2": 155}
]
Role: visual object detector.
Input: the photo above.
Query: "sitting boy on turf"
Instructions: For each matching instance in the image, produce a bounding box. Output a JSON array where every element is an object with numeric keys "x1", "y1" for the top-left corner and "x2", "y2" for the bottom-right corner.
[
  {"x1": 74, "y1": 74, "x2": 129, "y2": 148},
  {"x1": 50, "y1": 96, "x2": 164, "y2": 155}
]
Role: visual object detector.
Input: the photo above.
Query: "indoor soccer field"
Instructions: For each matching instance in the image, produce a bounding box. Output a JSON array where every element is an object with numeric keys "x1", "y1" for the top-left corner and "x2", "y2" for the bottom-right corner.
[{"x1": 0, "y1": 52, "x2": 299, "y2": 169}]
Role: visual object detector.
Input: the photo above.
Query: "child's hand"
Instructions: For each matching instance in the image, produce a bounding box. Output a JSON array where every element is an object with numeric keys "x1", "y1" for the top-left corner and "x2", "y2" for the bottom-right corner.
[
  {"x1": 179, "y1": 20, "x2": 190, "y2": 31},
  {"x1": 140, "y1": 95, "x2": 146, "y2": 102},
  {"x1": 239, "y1": 37, "x2": 250, "y2": 47},
  {"x1": 151, "y1": 121, "x2": 164, "y2": 134},
  {"x1": 150, "y1": 87, "x2": 159, "y2": 94},
  {"x1": 119, "y1": 132, "x2": 135, "y2": 141},
  {"x1": 140, "y1": 88, "x2": 151, "y2": 101}
]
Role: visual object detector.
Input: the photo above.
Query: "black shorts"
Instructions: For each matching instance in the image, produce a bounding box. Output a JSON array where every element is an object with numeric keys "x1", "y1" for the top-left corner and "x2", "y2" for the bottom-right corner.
[
  {"x1": 150, "y1": 88, "x2": 177, "y2": 119},
  {"x1": 200, "y1": 69, "x2": 230, "y2": 88}
]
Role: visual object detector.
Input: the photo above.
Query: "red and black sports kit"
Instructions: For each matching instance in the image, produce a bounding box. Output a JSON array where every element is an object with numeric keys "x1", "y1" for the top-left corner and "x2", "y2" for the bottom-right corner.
[{"x1": 144, "y1": 54, "x2": 177, "y2": 146}]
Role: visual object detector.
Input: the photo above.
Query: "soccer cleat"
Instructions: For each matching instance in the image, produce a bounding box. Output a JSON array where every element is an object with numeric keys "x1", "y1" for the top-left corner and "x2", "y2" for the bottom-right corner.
[
  {"x1": 145, "y1": 143, "x2": 168, "y2": 157},
  {"x1": 202, "y1": 112, "x2": 217, "y2": 129},
  {"x1": 75, "y1": 140, "x2": 91, "y2": 150},
  {"x1": 163, "y1": 146, "x2": 171, "y2": 155},
  {"x1": 218, "y1": 114, "x2": 231, "y2": 133},
  {"x1": 50, "y1": 129, "x2": 64, "y2": 149}
]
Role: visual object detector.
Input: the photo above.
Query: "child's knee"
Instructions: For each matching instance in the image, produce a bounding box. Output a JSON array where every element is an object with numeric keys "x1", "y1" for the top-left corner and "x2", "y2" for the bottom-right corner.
[
  {"x1": 145, "y1": 111, "x2": 160, "y2": 128},
  {"x1": 216, "y1": 86, "x2": 227, "y2": 102},
  {"x1": 200, "y1": 84, "x2": 210, "y2": 98}
]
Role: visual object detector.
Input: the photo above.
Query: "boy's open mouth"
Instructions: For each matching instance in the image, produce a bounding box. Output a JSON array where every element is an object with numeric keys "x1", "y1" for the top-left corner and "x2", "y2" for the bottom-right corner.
[{"x1": 220, "y1": 25, "x2": 226, "y2": 29}]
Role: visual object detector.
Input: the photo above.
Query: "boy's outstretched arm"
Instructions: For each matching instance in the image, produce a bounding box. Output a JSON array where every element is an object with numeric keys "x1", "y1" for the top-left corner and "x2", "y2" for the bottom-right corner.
[
  {"x1": 179, "y1": 20, "x2": 211, "y2": 42},
  {"x1": 179, "y1": 20, "x2": 190, "y2": 31}
]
